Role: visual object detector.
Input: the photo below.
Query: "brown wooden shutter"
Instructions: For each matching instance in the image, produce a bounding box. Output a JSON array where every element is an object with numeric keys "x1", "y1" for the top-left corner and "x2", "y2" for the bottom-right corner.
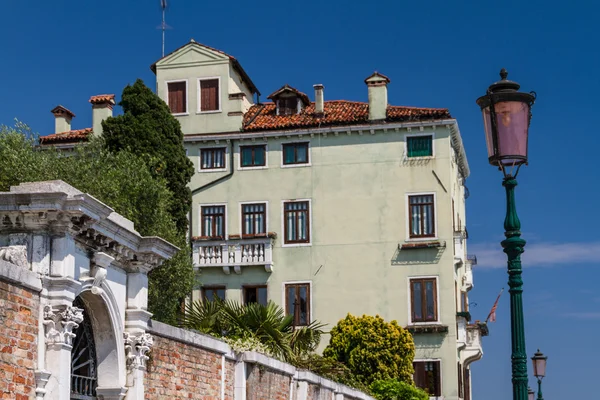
[
  {"x1": 464, "y1": 367, "x2": 471, "y2": 400},
  {"x1": 458, "y1": 362, "x2": 463, "y2": 398},
  {"x1": 168, "y1": 82, "x2": 186, "y2": 113},
  {"x1": 201, "y1": 79, "x2": 219, "y2": 111},
  {"x1": 413, "y1": 362, "x2": 425, "y2": 389},
  {"x1": 434, "y1": 361, "x2": 442, "y2": 396}
]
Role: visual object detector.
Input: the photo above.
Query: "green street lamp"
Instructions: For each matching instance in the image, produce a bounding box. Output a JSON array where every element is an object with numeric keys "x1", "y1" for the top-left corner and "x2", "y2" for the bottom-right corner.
[
  {"x1": 531, "y1": 349, "x2": 547, "y2": 400},
  {"x1": 476, "y1": 69, "x2": 536, "y2": 400}
]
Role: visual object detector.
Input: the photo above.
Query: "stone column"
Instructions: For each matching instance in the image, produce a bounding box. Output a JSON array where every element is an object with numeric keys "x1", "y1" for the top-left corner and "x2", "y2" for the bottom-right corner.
[
  {"x1": 123, "y1": 332, "x2": 153, "y2": 400},
  {"x1": 42, "y1": 304, "x2": 84, "y2": 400},
  {"x1": 124, "y1": 262, "x2": 153, "y2": 399}
]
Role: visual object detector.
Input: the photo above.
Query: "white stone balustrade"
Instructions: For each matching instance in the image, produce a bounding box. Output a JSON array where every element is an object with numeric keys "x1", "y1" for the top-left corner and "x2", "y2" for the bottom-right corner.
[{"x1": 193, "y1": 237, "x2": 274, "y2": 274}]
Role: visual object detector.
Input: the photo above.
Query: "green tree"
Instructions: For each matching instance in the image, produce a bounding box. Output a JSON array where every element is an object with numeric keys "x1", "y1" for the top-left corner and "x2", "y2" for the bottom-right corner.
[
  {"x1": 101, "y1": 79, "x2": 194, "y2": 234},
  {"x1": 323, "y1": 314, "x2": 415, "y2": 386},
  {"x1": 0, "y1": 123, "x2": 194, "y2": 325},
  {"x1": 370, "y1": 379, "x2": 428, "y2": 400},
  {"x1": 182, "y1": 299, "x2": 325, "y2": 363}
]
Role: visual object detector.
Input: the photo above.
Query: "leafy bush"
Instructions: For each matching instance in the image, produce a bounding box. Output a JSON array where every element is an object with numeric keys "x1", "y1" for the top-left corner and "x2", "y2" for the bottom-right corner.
[
  {"x1": 0, "y1": 123, "x2": 194, "y2": 325},
  {"x1": 182, "y1": 299, "x2": 324, "y2": 362},
  {"x1": 323, "y1": 314, "x2": 415, "y2": 386},
  {"x1": 370, "y1": 379, "x2": 428, "y2": 400}
]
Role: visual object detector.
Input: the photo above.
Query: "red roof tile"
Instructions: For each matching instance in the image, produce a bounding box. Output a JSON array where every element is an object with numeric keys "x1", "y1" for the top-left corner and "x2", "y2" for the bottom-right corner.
[
  {"x1": 89, "y1": 94, "x2": 115, "y2": 105},
  {"x1": 39, "y1": 128, "x2": 93, "y2": 145},
  {"x1": 242, "y1": 100, "x2": 450, "y2": 132}
]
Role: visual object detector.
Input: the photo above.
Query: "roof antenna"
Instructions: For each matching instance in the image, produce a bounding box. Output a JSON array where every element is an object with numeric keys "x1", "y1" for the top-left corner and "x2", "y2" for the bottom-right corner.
[{"x1": 158, "y1": 0, "x2": 171, "y2": 57}]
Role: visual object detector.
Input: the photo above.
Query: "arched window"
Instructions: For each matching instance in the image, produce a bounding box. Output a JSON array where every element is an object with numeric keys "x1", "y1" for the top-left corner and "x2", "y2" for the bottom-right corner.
[{"x1": 70, "y1": 297, "x2": 98, "y2": 400}]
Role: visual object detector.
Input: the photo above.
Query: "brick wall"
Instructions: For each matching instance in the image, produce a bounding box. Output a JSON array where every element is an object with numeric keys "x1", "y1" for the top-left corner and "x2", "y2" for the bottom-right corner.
[
  {"x1": 146, "y1": 321, "x2": 375, "y2": 400},
  {"x1": 246, "y1": 363, "x2": 291, "y2": 400},
  {"x1": 145, "y1": 334, "x2": 227, "y2": 399},
  {"x1": 0, "y1": 278, "x2": 39, "y2": 400},
  {"x1": 307, "y1": 384, "x2": 335, "y2": 400}
]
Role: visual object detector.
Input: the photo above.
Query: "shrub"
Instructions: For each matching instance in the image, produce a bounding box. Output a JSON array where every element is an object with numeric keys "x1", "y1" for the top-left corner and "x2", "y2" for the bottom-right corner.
[
  {"x1": 370, "y1": 379, "x2": 429, "y2": 400},
  {"x1": 323, "y1": 314, "x2": 415, "y2": 386}
]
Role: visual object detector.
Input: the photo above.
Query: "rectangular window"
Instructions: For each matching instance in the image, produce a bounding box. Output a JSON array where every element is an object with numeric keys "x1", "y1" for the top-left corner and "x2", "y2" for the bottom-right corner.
[
  {"x1": 284, "y1": 201, "x2": 310, "y2": 244},
  {"x1": 243, "y1": 286, "x2": 267, "y2": 306},
  {"x1": 407, "y1": 135, "x2": 433, "y2": 157},
  {"x1": 410, "y1": 278, "x2": 437, "y2": 323},
  {"x1": 282, "y1": 143, "x2": 309, "y2": 165},
  {"x1": 413, "y1": 361, "x2": 441, "y2": 396},
  {"x1": 461, "y1": 291, "x2": 468, "y2": 312},
  {"x1": 409, "y1": 194, "x2": 435, "y2": 238},
  {"x1": 285, "y1": 283, "x2": 310, "y2": 326},
  {"x1": 202, "y1": 286, "x2": 225, "y2": 302},
  {"x1": 464, "y1": 367, "x2": 471, "y2": 400},
  {"x1": 242, "y1": 203, "x2": 266, "y2": 236},
  {"x1": 201, "y1": 148, "x2": 226, "y2": 170},
  {"x1": 167, "y1": 81, "x2": 187, "y2": 114},
  {"x1": 240, "y1": 145, "x2": 266, "y2": 168},
  {"x1": 200, "y1": 78, "x2": 219, "y2": 112},
  {"x1": 201, "y1": 205, "x2": 226, "y2": 238}
]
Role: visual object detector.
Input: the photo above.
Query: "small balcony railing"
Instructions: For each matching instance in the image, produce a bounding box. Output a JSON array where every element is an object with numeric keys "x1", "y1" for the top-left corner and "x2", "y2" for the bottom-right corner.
[
  {"x1": 192, "y1": 234, "x2": 275, "y2": 274},
  {"x1": 70, "y1": 374, "x2": 97, "y2": 399}
]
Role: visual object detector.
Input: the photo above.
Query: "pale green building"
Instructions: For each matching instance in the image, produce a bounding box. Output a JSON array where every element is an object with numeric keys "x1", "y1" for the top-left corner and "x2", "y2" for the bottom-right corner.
[{"x1": 39, "y1": 39, "x2": 486, "y2": 400}]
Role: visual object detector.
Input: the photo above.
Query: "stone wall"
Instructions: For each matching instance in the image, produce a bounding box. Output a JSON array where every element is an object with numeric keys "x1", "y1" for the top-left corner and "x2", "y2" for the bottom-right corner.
[
  {"x1": 0, "y1": 261, "x2": 42, "y2": 400},
  {"x1": 147, "y1": 320, "x2": 375, "y2": 400}
]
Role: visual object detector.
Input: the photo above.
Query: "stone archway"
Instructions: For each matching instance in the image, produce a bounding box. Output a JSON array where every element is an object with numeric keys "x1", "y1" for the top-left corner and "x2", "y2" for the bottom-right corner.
[{"x1": 74, "y1": 289, "x2": 127, "y2": 399}]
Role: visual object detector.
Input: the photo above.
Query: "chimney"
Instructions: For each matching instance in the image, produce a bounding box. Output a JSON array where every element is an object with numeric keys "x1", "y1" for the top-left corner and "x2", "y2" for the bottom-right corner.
[
  {"x1": 364, "y1": 72, "x2": 390, "y2": 121},
  {"x1": 89, "y1": 94, "x2": 116, "y2": 136},
  {"x1": 313, "y1": 84, "x2": 324, "y2": 115},
  {"x1": 51, "y1": 105, "x2": 75, "y2": 133}
]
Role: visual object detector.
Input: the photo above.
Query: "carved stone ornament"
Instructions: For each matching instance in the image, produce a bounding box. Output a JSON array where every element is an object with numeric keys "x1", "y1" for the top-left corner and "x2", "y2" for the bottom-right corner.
[
  {"x1": 0, "y1": 245, "x2": 28, "y2": 268},
  {"x1": 91, "y1": 265, "x2": 107, "y2": 295},
  {"x1": 43, "y1": 304, "x2": 84, "y2": 346},
  {"x1": 124, "y1": 332, "x2": 153, "y2": 370}
]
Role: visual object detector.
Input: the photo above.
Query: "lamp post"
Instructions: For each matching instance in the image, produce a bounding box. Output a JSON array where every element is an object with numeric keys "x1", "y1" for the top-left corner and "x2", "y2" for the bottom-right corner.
[
  {"x1": 531, "y1": 350, "x2": 547, "y2": 400},
  {"x1": 476, "y1": 69, "x2": 536, "y2": 400}
]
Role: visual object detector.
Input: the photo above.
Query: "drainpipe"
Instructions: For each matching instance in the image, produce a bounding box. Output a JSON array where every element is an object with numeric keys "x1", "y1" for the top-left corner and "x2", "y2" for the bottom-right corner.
[{"x1": 188, "y1": 139, "x2": 236, "y2": 261}]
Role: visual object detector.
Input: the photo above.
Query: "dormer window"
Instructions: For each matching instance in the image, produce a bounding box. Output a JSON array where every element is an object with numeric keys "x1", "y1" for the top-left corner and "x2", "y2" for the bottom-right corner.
[
  {"x1": 278, "y1": 97, "x2": 298, "y2": 115},
  {"x1": 268, "y1": 84, "x2": 310, "y2": 116}
]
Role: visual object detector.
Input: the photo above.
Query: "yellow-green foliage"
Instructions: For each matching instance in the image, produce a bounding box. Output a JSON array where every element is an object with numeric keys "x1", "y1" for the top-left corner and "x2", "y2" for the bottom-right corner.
[{"x1": 323, "y1": 314, "x2": 415, "y2": 386}]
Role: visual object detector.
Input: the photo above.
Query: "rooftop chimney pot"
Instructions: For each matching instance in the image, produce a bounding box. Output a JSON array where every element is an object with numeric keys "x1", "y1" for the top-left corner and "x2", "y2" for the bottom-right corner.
[
  {"x1": 313, "y1": 84, "x2": 324, "y2": 115},
  {"x1": 364, "y1": 72, "x2": 390, "y2": 121},
  {"x1": 51, "y1": 105, "x2": 75, "y2": 133},
  {"x1": 89, "y1": 94, "x2": 115, "y2": 136}
]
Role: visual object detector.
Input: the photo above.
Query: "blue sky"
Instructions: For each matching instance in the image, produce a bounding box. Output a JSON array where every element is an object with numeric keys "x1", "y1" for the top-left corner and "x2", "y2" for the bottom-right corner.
[{"x1": 1, "y1": 0, "x2": 598, "y2": 398}]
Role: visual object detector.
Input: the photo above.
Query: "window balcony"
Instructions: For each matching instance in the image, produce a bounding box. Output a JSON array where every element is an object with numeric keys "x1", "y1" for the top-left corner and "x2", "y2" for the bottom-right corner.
[
  {"x1": 192, "y1": 234, "x2": 275, "y2": 274},
  {"x1": 462, "y1": 322, "x2": 488, "y2": 365}
]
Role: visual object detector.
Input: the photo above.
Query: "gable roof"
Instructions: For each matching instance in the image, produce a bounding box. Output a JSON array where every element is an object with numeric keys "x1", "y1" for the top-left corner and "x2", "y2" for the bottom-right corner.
[
  {"x1": 150, "y1": 40, "x2": 260, "y2": 96},
  {"x1": 267, "y1": 84, "x2": 310, "y2": 105},
  {"x1": 242, "y1": 100, "x2": 450, "y2": 132},
  {"x1": 39, "y1": 128, "x2": 93, "y2": 145}
]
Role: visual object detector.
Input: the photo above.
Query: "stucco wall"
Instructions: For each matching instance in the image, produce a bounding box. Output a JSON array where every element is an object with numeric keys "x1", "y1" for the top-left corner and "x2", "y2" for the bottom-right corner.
[
  {"x1": 0, "y1": 275, "x2": 40, "y2": 400},
  {"x1": 187, "y1": 125, "x2": 469, "y2": 399}
]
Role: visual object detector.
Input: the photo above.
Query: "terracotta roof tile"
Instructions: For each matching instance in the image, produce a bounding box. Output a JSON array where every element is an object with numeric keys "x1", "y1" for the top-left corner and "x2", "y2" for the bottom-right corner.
[
  {"x1": 89, "y1": 94, "x2": 115, "y2": 104},
  {"x1": 39, "y1": 128, "x2": 93, "y2": 145},
  {"x1": 242, "y1": 100, "x2": 450, "y2": 132}
]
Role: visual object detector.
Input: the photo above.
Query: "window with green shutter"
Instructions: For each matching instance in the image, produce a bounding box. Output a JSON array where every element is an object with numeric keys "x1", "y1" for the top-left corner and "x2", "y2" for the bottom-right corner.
[{"x1": 407, "y1": 135, "x2": 433, "y2": 157}]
